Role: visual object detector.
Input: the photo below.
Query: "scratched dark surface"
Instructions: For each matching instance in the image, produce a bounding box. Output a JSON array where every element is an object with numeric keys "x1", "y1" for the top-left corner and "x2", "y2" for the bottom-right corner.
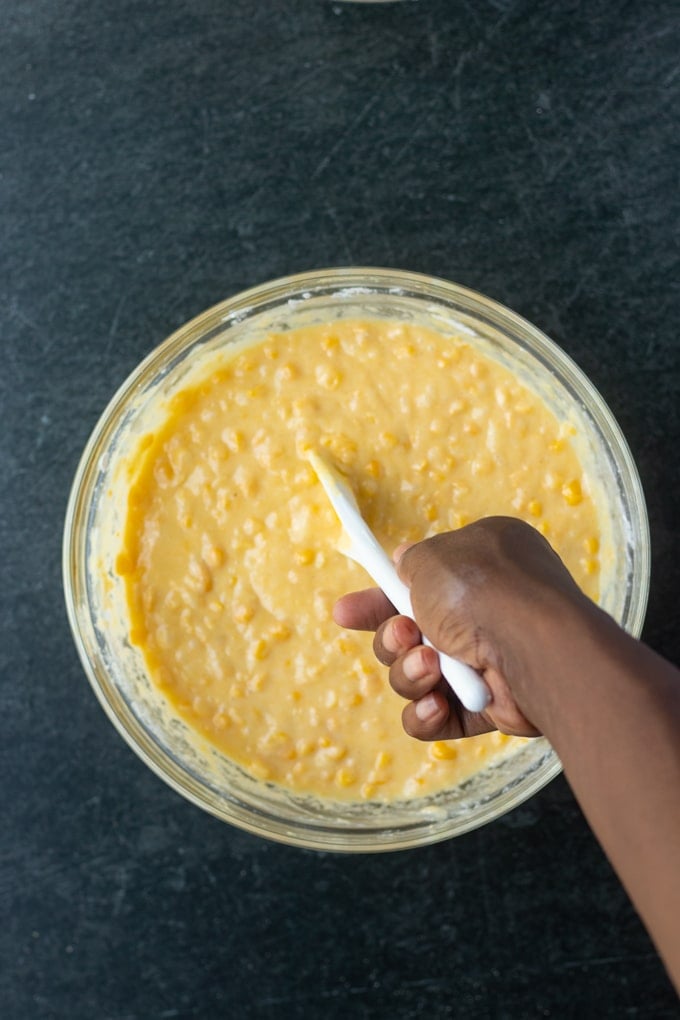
[{"x1": 2, "y1": 0, "x2": 680, "y2": 1017}]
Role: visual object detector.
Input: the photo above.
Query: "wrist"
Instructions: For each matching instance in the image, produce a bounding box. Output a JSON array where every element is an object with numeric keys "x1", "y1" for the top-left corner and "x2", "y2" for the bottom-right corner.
[{"x1": 491, "y1": 586, "x2": 607, "y2": 736}]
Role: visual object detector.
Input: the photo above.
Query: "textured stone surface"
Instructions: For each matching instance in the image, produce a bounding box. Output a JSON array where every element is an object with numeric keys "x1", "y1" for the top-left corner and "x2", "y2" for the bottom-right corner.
[{"x1": 1, "y1": 0, "x2": 679, "y2": 1016}]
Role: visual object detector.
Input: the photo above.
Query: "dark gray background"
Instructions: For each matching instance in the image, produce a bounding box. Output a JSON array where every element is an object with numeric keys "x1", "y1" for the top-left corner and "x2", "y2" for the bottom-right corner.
[{"x1": 2, "y1": 0, "x2": 679, "y2": 1017}]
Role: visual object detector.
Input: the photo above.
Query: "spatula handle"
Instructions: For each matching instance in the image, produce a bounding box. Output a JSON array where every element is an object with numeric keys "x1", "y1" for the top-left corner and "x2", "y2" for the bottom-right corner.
[{"x1": 347, "y1": 527, "x2": 490, "y2": 714}]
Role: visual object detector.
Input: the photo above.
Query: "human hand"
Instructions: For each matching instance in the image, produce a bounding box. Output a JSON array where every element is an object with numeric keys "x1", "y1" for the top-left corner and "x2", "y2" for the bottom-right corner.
[{"x1": 333, "y1": 516, "x2": 587, "y2": 743}]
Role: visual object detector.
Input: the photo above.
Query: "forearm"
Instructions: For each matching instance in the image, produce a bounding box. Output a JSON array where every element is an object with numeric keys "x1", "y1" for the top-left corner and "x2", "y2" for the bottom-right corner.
[
  {"x1": 350, "y1": 520, "x2": 680, "y2": 987},
  {"x1": 516, "y1": 599, "x2": 680, "y2": 989}
]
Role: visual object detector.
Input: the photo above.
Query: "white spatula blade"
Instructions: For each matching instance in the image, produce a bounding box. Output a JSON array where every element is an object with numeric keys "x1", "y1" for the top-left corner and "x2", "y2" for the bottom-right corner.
[{"x1": 307, "y1": 452, "x2": 490, "y2": 713}]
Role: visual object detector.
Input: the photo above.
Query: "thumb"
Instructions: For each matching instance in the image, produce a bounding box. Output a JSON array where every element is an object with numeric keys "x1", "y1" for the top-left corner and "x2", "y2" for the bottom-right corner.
[{"x1": 394, "y1": 541, "x2": 417, "y2": 582}]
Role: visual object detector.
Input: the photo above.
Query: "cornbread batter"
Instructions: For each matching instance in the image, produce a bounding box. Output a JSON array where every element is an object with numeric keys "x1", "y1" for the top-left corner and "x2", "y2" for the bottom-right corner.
[{"x1": 118, "y1": 319, "x2": 601, "y2": 802}]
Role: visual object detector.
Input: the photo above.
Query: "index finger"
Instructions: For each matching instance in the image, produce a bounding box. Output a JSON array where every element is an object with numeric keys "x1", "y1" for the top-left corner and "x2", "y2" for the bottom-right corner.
[
  {"x1": 333, "y1": 588, "x2": 396, "y2": 631},
  {"x1": 332, "y1": 587, "x2": 395, "y2": 632}
]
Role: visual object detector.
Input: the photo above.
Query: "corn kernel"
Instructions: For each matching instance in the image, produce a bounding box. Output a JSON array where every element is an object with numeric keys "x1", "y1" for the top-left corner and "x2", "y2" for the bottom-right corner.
[
  {"x1": 424, "y1": 503, "x2": 438, "y2": 522},
  {"x1": 260, "y1": 730, "x2": 289, "y2": 754},
  {"x1": 164, "y1": 589, "x2": 181, "y2": 611},
  {"x1": 247, "y1": 673, "x2": 265, "y2": 693},
  {"x1": 361, "y1": 782, "x2": 377, "y2": 800},
  {"x1": 252, "y1": 638, "x2": 268, "y2": 661},
  {"x1": 430, "y1": 741, "x2": 458, "y2": 761},
  {"x1": 323, "y1": 744, "x2": 347, "y2": 761},
  {"x1": 153, "y1": 457, "x2": 175, "y2": 487},
  {"x1": 188, "y1": 557, "x2": 212, "y2": 594},
  {"x1": 228, "y1": 707, "x2": 244, "y2": 727},
  {"x1": 169, "y1": 391, "x2": 195, "y2": 414},
  {"x1": 374, "y1": 751, "x2": 392, "y2": 770},
  {"x1": 404, "y1": 776, "x2": 426, "y2": 797},
  {"x1": 396, "y1": 343, "x2": 416, "y2": 358},
  {"x1": 222, "y1": 428, "x2": 244, "y2": 452},
  {"x1": 248, "y1": 760, "x2": 272, "y2": 780},
  {"x1": 315, "y1": 365, "x2": 342, "y2": 390},
  {"x1": 378, "y1": 431, "x2": 398, "y2": 448},
  {"x1": 292, "y1": 467, "x2": 316, "y2": 492},
  {"x1": 321, "y1": 334, "x2": 340, "y2": 351},
  {"x1": 204, "y1": 545, "x2": 225, "y2": 569},
  {"x1": 322, "y1": 432, "x2": 357, "y2": 463},
  {"x1": 562, "y1": 479, "x2": 583, "y2": 505},
  {"x1": 471, "y1": 455, "x2": 493, "y2": 477},
  {"x1": 234, "y1": 604, "x2": 254, "y2": 624},
  {"x1": 237, "y1": 472, "x2": 259, "y2": 498},
  {"x1": 358, "y1": 479, "x2": 378, "y2": 499},
  {"x1": 528, "y1": 499, "x2": 542, "y2": 517},
  {"x1": 365, "y1": 460, "x2": 382, "y2": 478},
  {"x1": 335, "y1": 767, "x2": 356, "y2": 788},
  {"x1": 295, "y1": 548, "x2": 315, "y2": 566},
  {"x1": 579, "y1": 557, "x2": 598, "y2": 576},
  {"x1": 584, "y1": 536, "x2": 599, "y2": 555}
]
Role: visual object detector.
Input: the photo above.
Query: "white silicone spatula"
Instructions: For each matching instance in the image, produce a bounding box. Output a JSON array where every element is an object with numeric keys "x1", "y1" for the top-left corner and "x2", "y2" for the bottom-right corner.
[{"x1": 307, "y1": 451, "x2": 491, "y2": 714}]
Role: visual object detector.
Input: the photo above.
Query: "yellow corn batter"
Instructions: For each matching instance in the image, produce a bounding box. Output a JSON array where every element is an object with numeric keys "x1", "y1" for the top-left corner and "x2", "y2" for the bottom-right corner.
[{"x1": 118, "y1": 319, "x2": 601, "y2": 802}]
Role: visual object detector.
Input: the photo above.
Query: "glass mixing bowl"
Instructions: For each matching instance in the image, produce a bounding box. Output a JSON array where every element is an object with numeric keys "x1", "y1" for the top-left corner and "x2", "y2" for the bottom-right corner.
[{"x1": 63, "y1": 268, "x2": 650, "y2": 851}]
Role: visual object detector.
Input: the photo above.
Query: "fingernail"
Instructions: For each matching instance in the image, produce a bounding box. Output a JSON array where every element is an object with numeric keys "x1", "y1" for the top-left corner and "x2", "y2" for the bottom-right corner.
[
  {"x1": 382, "y1": 620, "x2": 400, "y2": 655},
  {"x1": 415, "y1": 693, "x2": 441, "y2": 721},
  {"x1": 403, "y1": 650, "x2": 423, "y2": 681}
]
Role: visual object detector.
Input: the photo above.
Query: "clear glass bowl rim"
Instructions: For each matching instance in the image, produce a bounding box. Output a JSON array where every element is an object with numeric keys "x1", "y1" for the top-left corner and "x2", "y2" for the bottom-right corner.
[{"x1": 63, "y1": 266, "x2": 651, "y2": 851}]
